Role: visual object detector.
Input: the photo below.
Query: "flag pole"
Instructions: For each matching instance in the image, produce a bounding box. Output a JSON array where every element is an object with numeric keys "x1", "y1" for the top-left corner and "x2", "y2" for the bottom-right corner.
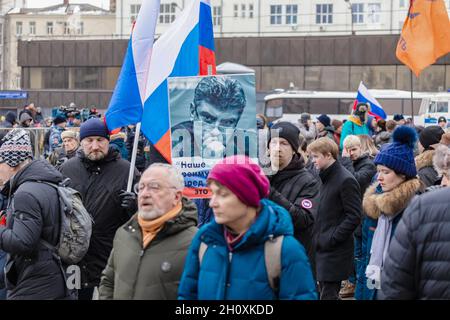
[
  {"x1": 127, "y1": 122, "x2": 142, "y2": 192},
  {"x1": 410, "y1": 70, "x2": 414, "y2": 125}
]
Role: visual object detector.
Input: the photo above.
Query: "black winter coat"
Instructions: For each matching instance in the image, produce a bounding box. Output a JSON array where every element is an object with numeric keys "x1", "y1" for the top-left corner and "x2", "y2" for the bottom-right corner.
[
  {"x1": 415, "y1": 150, "x2": 439, "y2": 188},
  {"x1": 0, "y1": 160, "x2": 67, "y2": 299},
  {"x1": 379, "y1": 187, "x2": 450, "y2": 300},
  {"x1": 268, "y1": 155, "x2": 321, "y2": 263},
  {"x1": 59, "y1": 148, "x2": 140, "y2": 288},
  {"x1": 341, "y1": 155, "x2": 377, "y2": 196},
  {"x1": 314, "y1": 160, "x2": 362, "y2": 282}
]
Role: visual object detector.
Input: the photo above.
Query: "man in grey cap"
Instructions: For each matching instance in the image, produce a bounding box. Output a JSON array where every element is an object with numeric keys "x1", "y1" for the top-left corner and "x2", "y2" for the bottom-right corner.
[{"x1": 297, "y1": 113, "x2": 317, "y2": 145}]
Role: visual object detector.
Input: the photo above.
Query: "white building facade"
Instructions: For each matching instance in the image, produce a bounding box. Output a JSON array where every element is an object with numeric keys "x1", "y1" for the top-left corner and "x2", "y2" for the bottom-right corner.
[
  {"x1": 4, "y1": 2, "x2": 115, "y2": 90},
  {"x1": 114, "y1": 0, "x2": 450, "y2": 38}
]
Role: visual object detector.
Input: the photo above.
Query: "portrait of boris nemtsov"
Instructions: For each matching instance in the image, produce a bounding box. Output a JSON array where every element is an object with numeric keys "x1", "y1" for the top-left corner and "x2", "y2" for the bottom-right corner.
[{"x1": 171, "y1": 76, "x2": 250, "y2": 158}]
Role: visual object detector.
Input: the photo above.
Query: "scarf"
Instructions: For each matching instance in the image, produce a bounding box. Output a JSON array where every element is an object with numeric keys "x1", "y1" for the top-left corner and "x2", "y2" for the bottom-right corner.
[
  {"x1": 137, "y1": 202, "x2": 182, "y2": 249},
  {"x1": 348, "y1": 115, "x2": 363, "y2": 126},
  {"x1": 365, "y1": 186, "x2": 398, "y2": 284},
  {"x1": 224, "y1": 227, "x2": 246, "y2": 252}
]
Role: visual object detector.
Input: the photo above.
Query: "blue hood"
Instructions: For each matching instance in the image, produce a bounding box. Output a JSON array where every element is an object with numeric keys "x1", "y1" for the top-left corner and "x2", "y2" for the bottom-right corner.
[{"x1": 198, "y1": 199, "x2": 294, "y2": 250}]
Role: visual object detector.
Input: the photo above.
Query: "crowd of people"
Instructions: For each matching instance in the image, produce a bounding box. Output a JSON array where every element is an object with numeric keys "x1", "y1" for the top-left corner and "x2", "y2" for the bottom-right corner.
[{"x1": 0, "y1": 100, "x2": 449, "y2": 300}]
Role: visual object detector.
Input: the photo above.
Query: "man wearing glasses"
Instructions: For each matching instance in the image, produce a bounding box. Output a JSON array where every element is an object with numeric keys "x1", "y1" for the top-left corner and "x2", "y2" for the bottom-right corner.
[
  {"x1": 171, "y1": 76, "x2": 249, "y2": 159},
  {"x1": 98, "y1": 163, "x2": 198, "y2": 300}
]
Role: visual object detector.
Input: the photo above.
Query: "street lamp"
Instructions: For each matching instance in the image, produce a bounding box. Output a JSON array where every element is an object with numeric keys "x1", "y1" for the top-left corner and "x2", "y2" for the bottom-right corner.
[{"x1": 344, "y1": 0, "x2": 355, "y2": 35}]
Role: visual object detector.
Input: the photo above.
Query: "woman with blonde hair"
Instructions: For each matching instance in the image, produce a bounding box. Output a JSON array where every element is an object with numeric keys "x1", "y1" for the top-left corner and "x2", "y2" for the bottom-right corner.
[{"x1": 358, "y1": 134, "x2": 379, "y2": 158}]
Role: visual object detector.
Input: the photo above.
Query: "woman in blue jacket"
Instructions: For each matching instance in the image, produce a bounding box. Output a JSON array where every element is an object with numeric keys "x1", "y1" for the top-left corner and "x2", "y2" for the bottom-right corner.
[
  {"x1": 355, "y1": 126, "x2": 423, "y2": 300},
  {"x1": 178, "y1": 155, "x2": 317, "y2": 300}
]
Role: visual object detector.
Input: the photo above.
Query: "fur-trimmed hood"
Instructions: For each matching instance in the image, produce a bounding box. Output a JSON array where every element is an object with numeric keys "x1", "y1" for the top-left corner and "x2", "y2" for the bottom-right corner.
[
  {"x1": 415, "y1": 149, "x2": 434, "y2": 171},
  {"x1": 363, "y1": 178, "x2": 423, "y2": 219}
]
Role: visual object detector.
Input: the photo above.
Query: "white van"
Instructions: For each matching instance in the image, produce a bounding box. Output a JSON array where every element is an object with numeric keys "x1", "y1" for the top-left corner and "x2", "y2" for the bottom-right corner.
[{"x1": 416, "y1": 93, "x2": 450, "y2": 127}]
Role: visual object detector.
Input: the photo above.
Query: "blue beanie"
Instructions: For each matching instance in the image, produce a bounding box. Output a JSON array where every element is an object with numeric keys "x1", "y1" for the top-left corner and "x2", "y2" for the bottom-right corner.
[
  {"x1": 79, "y1": 118, "x2": 110, "y2": 141},
  {"x1": 374, "y1": 126, "x2": 417, "y2": 178}
]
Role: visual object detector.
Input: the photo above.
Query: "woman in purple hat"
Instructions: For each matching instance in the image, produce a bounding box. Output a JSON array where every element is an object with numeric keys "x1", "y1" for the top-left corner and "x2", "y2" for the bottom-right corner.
[{"x1": 178, "y1": 155, "x2": 317, "y2": 300}]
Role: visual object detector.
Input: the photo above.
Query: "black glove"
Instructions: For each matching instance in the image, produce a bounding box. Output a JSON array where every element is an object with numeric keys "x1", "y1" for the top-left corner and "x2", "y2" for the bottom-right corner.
[{"x1": 118, "y1": 190, "x2": 138, "y2": 215}]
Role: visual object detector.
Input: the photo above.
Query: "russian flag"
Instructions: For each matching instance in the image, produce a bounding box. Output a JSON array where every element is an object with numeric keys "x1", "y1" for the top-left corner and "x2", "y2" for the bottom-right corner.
[
  {"x1": 105, "y1": 0, "x2": 216, "y2": 162},
  {"x1": 352, "y1": 81, "x2": 387, "y2": 120}
]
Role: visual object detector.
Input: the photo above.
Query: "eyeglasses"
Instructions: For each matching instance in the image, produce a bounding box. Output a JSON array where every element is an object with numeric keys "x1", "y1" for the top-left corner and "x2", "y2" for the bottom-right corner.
[{"x1": 134, "y1": 181, "x2": 178, "y2": 194}]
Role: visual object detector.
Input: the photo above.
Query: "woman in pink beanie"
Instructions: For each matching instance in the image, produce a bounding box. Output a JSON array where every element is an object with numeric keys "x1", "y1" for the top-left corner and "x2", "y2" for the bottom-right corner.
[{"x1": 178, "y1": 155, "x2": 317, "y2": 300}]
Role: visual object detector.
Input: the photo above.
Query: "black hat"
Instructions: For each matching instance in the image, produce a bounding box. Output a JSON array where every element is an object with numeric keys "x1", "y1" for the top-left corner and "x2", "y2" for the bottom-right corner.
[
  {"x1": 438, "y1": 116, "x2": 447, "y2": 123},
  {"x1": 268, "y1": 122, "x2": 301, "y2": 153},
  {"x1": 419, "y1": 125, "x2": 445, "y2": 150},
  {"x1": 317, "y1": 114, "x2": 331, "y2": 128},
  {"x1": 80, "y1": 118, "x2": 110, "y2": 141},
  {"x1": 393, "y1": 114, "x2": 405, "y2": 122},
  {"x1": 53, "y1": 116, "x2": 67, "y2": 125}
]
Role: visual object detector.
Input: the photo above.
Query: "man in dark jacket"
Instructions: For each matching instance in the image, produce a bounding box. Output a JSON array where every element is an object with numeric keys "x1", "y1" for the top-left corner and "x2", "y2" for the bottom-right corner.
[
  {"x1": 0, "y1": 129, "x2": 68, "y2": 299},
  {"x1": 341, "y1": 135, "x2": 377, "y2": 195},
  {"x1": 340, "y1": 134, "x2": 377, "y2": 298},
  {"x1": 415, "y1": 125, "x2": 445, "y2": 187},
  {"x1": 99, "y1": 163, "x2": 197, "y2": 299},
  {"x1": 379, "y1": 187, "x2": 450, "y2": 299},
  {"x1": 307, "y1": 137, "x2": 362, "y2": 300},
  {"x1": 315, "y1": 114, "x2": 335, "y2": 141},
  {"x1": 267, "y1": 122, "x2": 320, "y2": 266},
  {"x1": 60, "y1": 118, "x2": 140, "y2": 300}
]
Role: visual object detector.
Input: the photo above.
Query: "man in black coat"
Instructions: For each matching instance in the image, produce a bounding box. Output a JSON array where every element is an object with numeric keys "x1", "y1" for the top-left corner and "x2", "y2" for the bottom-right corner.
[
  {"x1": 307, "y1": 137, "x2": 362, "y2": 300},
  {"x1": 0, "y1": 129, "x2": 69, "y2": 299},
  {"x1": 267, "y1": 122, "x2": 321, "y2": 267},
  {"x1": 341, "y1": 135, "x2": 377, "y2": 196},
  {"x1": 340, "y1": 134, "x2": 377, "y2": 298},
  {"x1": 415, "y1": 126, "x2": 445, "y2": 188},
  {"x1": 60, "y1": 119, "x2": 140, "y2": 300},
  {"x1": 379, "y1": 187, "x2": 450, "y2": 299}
]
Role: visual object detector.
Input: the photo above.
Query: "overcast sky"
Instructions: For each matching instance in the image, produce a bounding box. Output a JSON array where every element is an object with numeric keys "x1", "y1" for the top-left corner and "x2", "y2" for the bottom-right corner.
[{"x1": 27, "y1": 0, "x2": 108, "y2": 9}]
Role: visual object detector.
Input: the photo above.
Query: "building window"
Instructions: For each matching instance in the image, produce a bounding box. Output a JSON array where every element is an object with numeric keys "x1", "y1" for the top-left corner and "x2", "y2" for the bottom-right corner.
[
  {"x1": 316, "y1": 4, "x2": 333, "y2": 24},
  {"x1": 77, "y1": 22, "x2": 84, "y2": 35},
  {"x1": 29, "y1": 21, "x2": 36, "y2": 35},
  {"x1": 130, "y1": 4, "x2": 141, "y2": 24},
  {"x1": 47, "y1": 22, "x2": 53, "y2": 35},
  {"x1": 241, "y1": 4, "x2": 246, "y2": 18},
  {"x1": 16, "y1": 21, "x2": 23, "y2": 36},
  {"x1": 249, "y1": 4, "x2": 254, "y2": 18},
  {"x1": 286, "y1": 5, "x2": 298, "y2": 25},
  {"x1": 0, "y1": 23, "x2": 3, "y2": 45},
  {"x1": 234, "y1": 4, "x2": 238, "y2": 17},
  {"x1": 43, "y1": 67, "x2": 69, "y2": 89},
  {"x1": 213, "y1": 6, "x2": 222, "y2": 26},
  {"x1": 64, "y1": 22, "x2": 70, "y2": 35},
  {"x1": 159, "y1": 3, "x2": 175, "y2": 24},
  {"x1": 352, "y1": 3, "x2": 364, "y2": 24},
  {"x1": 368, "y1": 3, "x2": 381, "y2": 24},
  {"x1": 270, "y1": 5, "x2": 282, "y2": 25},
  {"x1": 74, "y1": 67, "x2": 100, "y2": 89}
]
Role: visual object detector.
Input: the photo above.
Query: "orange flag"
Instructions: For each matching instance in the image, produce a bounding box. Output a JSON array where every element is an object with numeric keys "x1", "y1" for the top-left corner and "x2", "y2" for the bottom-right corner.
[{"x1": 396, "y1": 0, "x2": 450, "y2": 77}]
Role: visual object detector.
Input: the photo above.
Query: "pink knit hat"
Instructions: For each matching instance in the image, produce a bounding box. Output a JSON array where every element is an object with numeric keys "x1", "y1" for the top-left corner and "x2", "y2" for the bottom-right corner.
[{"x1": 208, "y1": 155, "x2": 270, "y2": 208}]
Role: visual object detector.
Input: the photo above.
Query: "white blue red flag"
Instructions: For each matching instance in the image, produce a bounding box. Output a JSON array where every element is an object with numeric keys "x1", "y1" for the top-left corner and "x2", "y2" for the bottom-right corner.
[
  {"x1": 352, "y1": 81, "x2": 387, "y2": 120},
  {"x1": 105, "y1": 0, "x2": 216, "y2": 162}
]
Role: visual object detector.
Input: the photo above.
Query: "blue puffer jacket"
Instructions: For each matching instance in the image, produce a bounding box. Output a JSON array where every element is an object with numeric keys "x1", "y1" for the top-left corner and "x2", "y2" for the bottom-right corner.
[
  {"x1": 178, "y1": 199, "x2": 318, "y2": 300},
  {"x1": 355, "y1": 179, "x2": 422, "y2": 300}
]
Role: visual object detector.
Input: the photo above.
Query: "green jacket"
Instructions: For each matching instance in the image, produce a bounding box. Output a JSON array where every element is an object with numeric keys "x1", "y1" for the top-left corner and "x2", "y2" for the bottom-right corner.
[{"x1": 98, "y1": 198, "x2": 198, "y2": 300}]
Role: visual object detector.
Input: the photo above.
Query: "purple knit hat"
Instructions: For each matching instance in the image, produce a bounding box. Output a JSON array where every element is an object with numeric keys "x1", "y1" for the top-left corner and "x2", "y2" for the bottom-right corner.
[{"x1": 208, "y1": 155, "x2": 270, "y2": 208}]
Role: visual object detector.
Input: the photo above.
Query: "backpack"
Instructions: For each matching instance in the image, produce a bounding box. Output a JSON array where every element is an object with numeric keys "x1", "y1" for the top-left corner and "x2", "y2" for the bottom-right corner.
[
  {"x1": 198, "y1": 235, "x2": 284, "y2": 293},
  {"x1": 39, "y1": 178, "x2": 93, "y2": 265}
]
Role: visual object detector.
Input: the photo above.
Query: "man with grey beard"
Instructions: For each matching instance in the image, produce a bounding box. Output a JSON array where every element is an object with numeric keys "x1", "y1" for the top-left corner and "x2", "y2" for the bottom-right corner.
[
  {"x1": 98, "y1": 163, "x2": 198, "y2": 300},
  {"x1": 59, "y1": 118, "x2": 140, "y2": 300}
]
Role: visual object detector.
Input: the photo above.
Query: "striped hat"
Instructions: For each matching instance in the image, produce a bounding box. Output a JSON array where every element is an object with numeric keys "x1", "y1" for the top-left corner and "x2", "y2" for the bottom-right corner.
[{"x1": 0, "y1": 129, "x2": 33, "y2": 167}]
